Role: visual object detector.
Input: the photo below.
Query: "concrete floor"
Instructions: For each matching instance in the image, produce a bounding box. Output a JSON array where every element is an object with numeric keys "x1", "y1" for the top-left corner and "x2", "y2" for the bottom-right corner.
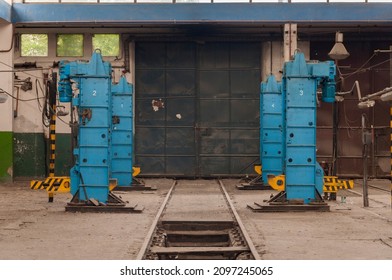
[{"x1": 0, "y1": 178, "x2": 391, "y2": 260}]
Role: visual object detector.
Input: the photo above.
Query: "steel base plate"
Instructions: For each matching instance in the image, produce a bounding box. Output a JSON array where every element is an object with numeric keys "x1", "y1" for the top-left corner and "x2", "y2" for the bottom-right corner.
[
  {"x1": 236, "y1": 175, "x2": 271, "y2": 190},
  {"x1": 65, "y1": 204, "x2": 144, "y2": 213},
  {"x1": 114, "y1": 185, "x2": 157, "y2": 191},
  {"x1": 247, "y1": 202, "x2": 330, "y2": 212},
  {"x1": 236, "y1": 183, "x2": 271, "y2": 190},
  {"x1": 114, "y1": 178, "x2": 157, "y2": 191},
  {"x1": 65, "y1": 190, "x2": 144, "y2": 213}
]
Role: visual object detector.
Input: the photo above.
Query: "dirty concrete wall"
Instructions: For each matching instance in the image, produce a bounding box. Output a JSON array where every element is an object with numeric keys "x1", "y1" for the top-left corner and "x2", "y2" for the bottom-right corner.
[
  {"x1": 0, "y1": 22, "x2": 14, "y2": 181},
  {"x1": 12, "y1": 28, "x2": 131, "y2": 178}
]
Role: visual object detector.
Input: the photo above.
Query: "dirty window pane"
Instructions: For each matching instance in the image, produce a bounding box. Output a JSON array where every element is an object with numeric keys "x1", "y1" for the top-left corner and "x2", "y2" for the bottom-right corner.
[
  {"x1": 57, "y1": 34, "x2": 84, "y2": 57},
  {"x1": 92, "y1": 34, "x2": 120, "y2": 57},
  {"x1": 21, "y1": 34, "x2": 48, "y2": 57}
]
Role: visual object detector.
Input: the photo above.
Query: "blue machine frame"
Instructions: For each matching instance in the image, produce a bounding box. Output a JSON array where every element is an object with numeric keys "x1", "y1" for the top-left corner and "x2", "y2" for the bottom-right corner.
[
  {"x1": 260, "y1": 75, "x2": 284, "y2": 185},
  {"x1": 111, "y1": 78, "x2": 134, "y2": 187},
  {"x1": 283, "y1": 52, "x2": 335, "y2": 204},
  {"x1": 59, "y1": 51, "x2": 135, "y2": 204},
  {"x1": 260, "y1": 52, "x2": 335, "y2": 206}
]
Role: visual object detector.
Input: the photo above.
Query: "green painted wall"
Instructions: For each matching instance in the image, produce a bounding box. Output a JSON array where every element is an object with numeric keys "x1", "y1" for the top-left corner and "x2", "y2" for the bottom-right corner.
[
  {"x1": 0, "y1": 131, "x2": 13, "y2": 181},
  {"x1": 13, "y1": 133, "x2": 46, "y2": 178},
  {"x1": 13, "y1": 133, "x2": 72, "y2": 178},
  {"x1": 54, "y1": 133, "x2": 72, "y2": 176}
]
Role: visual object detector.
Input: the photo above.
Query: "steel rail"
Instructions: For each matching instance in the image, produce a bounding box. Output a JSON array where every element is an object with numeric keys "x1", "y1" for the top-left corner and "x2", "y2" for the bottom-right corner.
[
  {"x1": 368, "y1": 184, "x2": 390, "y2": 193},
  {"x1": 136, "y1": 180, "x2": 177, "y2": 260},
  {"x1": 218, "y1": 179, "x2": 261, "y2": 260},
  {"x1": 347, "y1": 188, "x2": 390, "y2": 207}
]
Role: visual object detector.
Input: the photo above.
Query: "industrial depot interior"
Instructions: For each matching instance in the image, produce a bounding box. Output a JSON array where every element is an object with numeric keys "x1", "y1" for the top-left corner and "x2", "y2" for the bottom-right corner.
[{"x1": 0, "y1": 0, "x2": 392, "y2": 261}]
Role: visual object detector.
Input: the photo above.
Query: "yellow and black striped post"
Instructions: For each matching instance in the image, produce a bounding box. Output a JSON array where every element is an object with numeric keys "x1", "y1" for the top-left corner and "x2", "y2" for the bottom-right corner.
[
  {"x1": 47, "y1": 73, "x2": 57, "y2": 203},
  {"x1": 49, "y1": 104, "x2": 56, "y2": 178}
]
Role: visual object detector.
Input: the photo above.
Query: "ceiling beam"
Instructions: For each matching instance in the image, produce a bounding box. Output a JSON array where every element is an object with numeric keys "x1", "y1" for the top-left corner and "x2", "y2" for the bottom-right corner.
[
  {"x1": 11, "y1": 3, "x2": 392, "y2": 26},
  {"x1": 0, "y1": 0, "x2": 11, "y2": 23}
]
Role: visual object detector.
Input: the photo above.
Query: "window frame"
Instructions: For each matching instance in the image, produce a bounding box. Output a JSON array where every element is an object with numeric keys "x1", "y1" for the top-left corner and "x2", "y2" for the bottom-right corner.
[
  {"x1": 92, "y1": 33, "x2": 121, "y2": 57},
  {"x1": 56, "y1": 33, "x2": 85, "y2": 57},
  {"x1": 20, "y1": 33, "x2": 49, "y2": 57}
]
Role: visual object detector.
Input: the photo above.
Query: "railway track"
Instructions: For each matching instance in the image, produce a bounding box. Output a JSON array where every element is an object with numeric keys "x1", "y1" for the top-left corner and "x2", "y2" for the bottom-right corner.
[
  {"x1": 347, "y1": 182, "x2": 390, "y2": 196},
  {"x1": 136, "y1": 179, "x2": 260, "y2": 260},
  {"x1": 367, "y1": 184, "x2": 391, "y2": 194}
]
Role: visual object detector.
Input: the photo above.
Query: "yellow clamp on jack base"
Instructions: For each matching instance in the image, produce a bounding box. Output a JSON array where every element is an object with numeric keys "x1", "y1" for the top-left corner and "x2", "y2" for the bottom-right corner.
[
  {"x1": 267, "y1": 175, "x2": 285, "y2": 191},
  {"x1": 254, "y1": 164, "x2": 262, "y2": 176},
  {"x1": 109, "y1": 178, "x2": 118, "y2": 192},
  {"x1": 267, "y1": 175, "x2": 354, "y2": 193},
  {"x1": 109, "y1": 167, "x2": 141, "y2": 191},
  {"x1": 133, "y1": 166, "x2": 141, "y2": 177}
]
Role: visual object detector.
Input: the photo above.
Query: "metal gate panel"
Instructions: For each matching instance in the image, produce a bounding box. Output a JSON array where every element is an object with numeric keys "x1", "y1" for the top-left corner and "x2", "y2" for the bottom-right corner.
[
  {"x1": 135, "y1": 41, "x2": 260, "y2": 177},
  {"x1": 230, "y1": 99, "x2": 259, "y2": 126},
  {"x1": 199, "y1": 71, "x2": 230, "y2": 98},
  {"x1": 197, "y1": 42, "x2": 260, "y2": 176},
  {"x1": 199, "y1": 128, "x2": 230, "y2": 155},
  {"x1": 135, "y1": 42, "x2": 197, "y2": 177},
  {"x1": 199, "y1": 42, "x2": 230, "y2": 69}
]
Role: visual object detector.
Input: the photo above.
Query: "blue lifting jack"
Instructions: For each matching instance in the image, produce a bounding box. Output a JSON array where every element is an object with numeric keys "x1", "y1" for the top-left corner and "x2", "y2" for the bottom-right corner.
[
  {"x1": 58, "y1": 50, "x2": 153, "y2": 213},
  {"x1": 247, "y1": 52, "x2": 336, "y2": 212}
]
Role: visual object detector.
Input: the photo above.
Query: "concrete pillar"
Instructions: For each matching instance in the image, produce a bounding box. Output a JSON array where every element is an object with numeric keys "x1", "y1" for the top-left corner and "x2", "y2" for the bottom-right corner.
[
  {"x1": 283, "y1": 23, "x2": 297, "y2": 62},
  {"x1": 261, "y1": 41, "x2": 283, "y2": 82},
  {"x1": 0, "y1": 22, "x2": 14, "y2": 181},
  {"x1": 261, "y1": 39, "x2": 309, "y2": 82},
  {"x1": 129, "y1": 41, "x2": 136, "y2": 137}
]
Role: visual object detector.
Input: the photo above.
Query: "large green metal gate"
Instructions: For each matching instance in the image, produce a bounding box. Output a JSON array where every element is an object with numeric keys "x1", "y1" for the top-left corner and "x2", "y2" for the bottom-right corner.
[{"x1": 135, "y1": 41, "x2": 260, "y2": 177}]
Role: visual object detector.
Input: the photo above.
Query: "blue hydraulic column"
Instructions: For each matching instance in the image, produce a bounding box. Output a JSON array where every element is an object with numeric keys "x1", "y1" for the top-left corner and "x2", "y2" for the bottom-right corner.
[
  {"x1": 111, "y1": 77, "x2": 134, "y2": 187},
  {"x1": 59, "y1": 51, "x2": 112, "y2": 203},
  {"x1": 58, "y1": 52, "x2": 146, "y2": 212},
  {"x1": 260, "y1": 75, "x2": 284, "y2": 184},
  {"x1": 283, "y1": 52, "x2": 335, "y2": 204},
  {"x1": 237, "y1": 75, "x2": 284, "y2": 190}
]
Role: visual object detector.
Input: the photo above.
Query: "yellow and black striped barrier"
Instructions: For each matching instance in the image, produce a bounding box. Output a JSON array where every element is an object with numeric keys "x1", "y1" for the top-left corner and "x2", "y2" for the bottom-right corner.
[
  {"x1": 30, "y1": 167, "x2": 141, "y2": 201},
  {"x1": 323, "y1": 176, "x2": 354, "y2": 193},
  {"x1": 268, "y1": 175, "x2": 354, "y2": 193},
  {"x1": 30, "y1": 176, "x2": 71, "y2": 202},
  {"x1": 30, "y1": 177, "x2": 71, "y2": 193}
]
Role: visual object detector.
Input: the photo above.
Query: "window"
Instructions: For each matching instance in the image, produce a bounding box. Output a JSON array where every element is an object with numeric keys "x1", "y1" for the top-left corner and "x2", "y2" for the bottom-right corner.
[
  {"x1": 57, "y1": 34, "x2": 84, "y2": 57},
  {"x1": 92, "y1": 34, "x2": 120, "y2": 57},
  {"x1": 21, "y1": 34, "x2": 48, "y2": 57}
]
